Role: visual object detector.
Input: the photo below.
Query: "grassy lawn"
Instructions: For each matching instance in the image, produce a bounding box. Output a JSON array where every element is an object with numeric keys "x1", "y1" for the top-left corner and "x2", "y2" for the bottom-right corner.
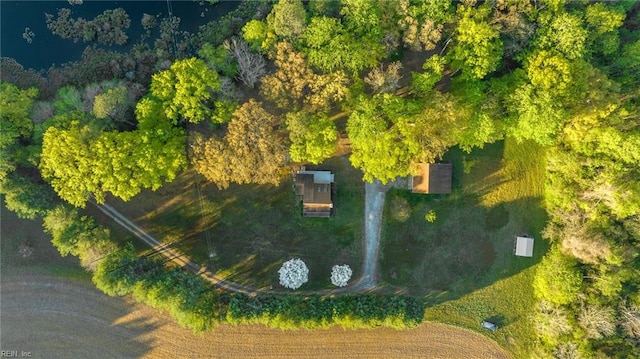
[
  {"x1": 106, "y1": 155, "x2": 364, "y2": 290},
  {"x1": 379, "y1": 138, "x2": 548, "y2": 357},
  {"x1": 0, "y1": 203, "x2": 89, "y2": 280}
]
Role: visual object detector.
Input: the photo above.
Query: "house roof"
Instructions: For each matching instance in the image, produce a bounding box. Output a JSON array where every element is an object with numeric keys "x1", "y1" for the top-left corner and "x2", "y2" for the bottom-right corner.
[
  {"x1": 295, "y1": 169, "x2": 334, "y2": 218},
  {"x1": 412, "y1": 163, "x2": 453, "y2": 194},
  {"x1": 515, "y1": 236, "x2": 534, "y2": 257},
  {"x1": 295, "y1": 173, "x2": 332, "y2": 204}
]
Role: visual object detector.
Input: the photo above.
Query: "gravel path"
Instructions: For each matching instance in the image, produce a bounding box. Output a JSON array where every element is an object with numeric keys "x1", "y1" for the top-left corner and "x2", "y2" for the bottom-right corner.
[
  {"x1": 355, "y1": 180, "x2": 386, "y2": 289},
  {"x1": 94, "y1": 177, "x2": 395, "y2": 294}
]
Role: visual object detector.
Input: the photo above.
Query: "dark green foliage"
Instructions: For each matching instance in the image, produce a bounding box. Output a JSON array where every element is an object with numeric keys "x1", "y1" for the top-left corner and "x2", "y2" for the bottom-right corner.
[
  {"x1": 0, "y1": 82, "x2": 38, "y2": 179},
  {"x1": 227, "y1": 293, "x2": 424, "y2": 329},
  {"x1": 0, "y1": 82, "x2": 38, "y2": 149},
  {"x1": 43, "y1": 204, "x2": 116, "y2": 270},
  {"x1": 93, "y1": 244, "x2": 218, "y2": 333},
  {"x1": 53, "y1": 86, "x2": 84, "y2": 114},
  {"x1": 198, "y1": 43, "x2": 238, "y2": 78},
  {"x1": 0, "y1": 173, "x2": 58, "y2": 219}
]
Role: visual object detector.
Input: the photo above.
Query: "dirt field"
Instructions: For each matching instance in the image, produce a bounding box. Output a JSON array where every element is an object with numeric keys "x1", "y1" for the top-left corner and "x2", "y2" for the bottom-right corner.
[{"x1": 1, "y1": 274, "x2": 510, "y2": 359}]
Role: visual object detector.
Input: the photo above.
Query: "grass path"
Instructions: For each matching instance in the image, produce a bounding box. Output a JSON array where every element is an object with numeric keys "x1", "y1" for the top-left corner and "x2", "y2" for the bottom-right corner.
[
  {"x1": 92, "y1": 200, "x2": 258, "y2": 294},
  {"x1": 92, "y1": 200, "x2": 380, "y2": 295}
]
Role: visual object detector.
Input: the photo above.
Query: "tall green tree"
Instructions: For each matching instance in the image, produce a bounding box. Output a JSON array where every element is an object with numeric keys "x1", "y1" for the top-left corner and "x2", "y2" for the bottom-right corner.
[
  {"x1": 286, "y1": 111, "x2": 337, "y2": 164},
  {"x1": 43, "y1": 204, "x2": 116, "y2": 270},
  {"x1": 40, "y1": 97, "x2": 187, "y2": 207},
  {"x1": 0, "y1": 82, "x2": 38, "y2": 179},
  {"x1": 449, "y1": 3, "x2": 502, "y2": 79},
  {"x1": 150, "y1": 58, "x2": 221, "y2": 124},
  {"x1": 347, "y1": 93, "x2": 460, "y2": 183},
  {"x1": 302, "y1": 16, "x2": 385, "y2": 73},
  {"x1": 267, "y1": 0, "x2": 307, "y2": 40},
  {"x1": 533, "y1": 247, "x2": 583, "y2": 306},
  {"x1": 0, "y1": 82, "x2": 38, "y2": 149},
  {"x1": 0, "y1": 173, "x2": 58, "y2": 219}
]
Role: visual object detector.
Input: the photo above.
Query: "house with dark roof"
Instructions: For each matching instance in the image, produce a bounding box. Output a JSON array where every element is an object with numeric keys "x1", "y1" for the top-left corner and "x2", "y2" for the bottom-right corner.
[
  {"x1": 294, "y1": 167, "x2": 334, "y2": 218},
  {"x1": 409, "y1": 163, "x2": 453, "y2": 194}
]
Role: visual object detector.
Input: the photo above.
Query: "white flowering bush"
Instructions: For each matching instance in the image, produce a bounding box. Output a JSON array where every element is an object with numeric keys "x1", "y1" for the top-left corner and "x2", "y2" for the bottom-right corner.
[
  {"x1": 331, "y1": 264, "x2": 352, "y2": 287},
  {"x1": 278, "y1": 258, "x2": 309, "y2": 290}
]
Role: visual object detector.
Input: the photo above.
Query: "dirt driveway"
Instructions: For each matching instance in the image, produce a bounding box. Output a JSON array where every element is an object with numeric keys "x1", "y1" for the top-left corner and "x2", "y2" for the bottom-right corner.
[{"x1": 1, "y1": 274, "x2": 510, "y2": 359}]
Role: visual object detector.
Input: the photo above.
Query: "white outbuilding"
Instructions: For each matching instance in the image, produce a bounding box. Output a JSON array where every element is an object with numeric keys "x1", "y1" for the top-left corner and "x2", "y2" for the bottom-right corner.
[{"x1": 514, "y1": 236, "x2": 534, "y2": 257}]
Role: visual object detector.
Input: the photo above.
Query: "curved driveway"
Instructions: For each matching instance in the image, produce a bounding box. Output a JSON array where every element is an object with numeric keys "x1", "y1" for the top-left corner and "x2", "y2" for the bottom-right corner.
[{"x1": 93, "y1": 179, "x2": 390, "y2": 294}]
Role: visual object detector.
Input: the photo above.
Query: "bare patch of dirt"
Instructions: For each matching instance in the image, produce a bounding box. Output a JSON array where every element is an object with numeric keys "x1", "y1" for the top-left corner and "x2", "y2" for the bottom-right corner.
[{"x1": 1, "y1": 274, "x2": 510, "y2": 359}]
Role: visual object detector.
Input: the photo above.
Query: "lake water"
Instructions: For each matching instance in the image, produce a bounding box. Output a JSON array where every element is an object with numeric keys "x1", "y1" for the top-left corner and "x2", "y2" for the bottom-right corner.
[{"x1": 0, "y1": 0, "x2": 239, "y2": 71}]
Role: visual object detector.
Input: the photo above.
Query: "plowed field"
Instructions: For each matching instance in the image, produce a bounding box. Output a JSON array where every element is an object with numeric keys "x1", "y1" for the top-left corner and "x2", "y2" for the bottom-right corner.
[{"x1": 1, "y1": 275, "x2": 509, "y2": 359}]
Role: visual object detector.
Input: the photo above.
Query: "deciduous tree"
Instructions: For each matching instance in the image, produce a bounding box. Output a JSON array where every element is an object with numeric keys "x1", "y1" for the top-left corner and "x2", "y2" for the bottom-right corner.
[
  {"x1": 286, "y1": 111, "x2": 337, "y2": 164},
  {"x1": 225, "y1": 38, "x2": 266, "y2": 89},
  {"x1": 533, "y1": 247, "x2": 583, "y2": 306},
  {"x1": 0, "y1": 173, "x2": 58, "y2": 219},
  {"x1": 191, "y1": 100, "x2": 289, "y2": 189},
  {"x1": 449, "y1": 3, "x2": 502, "y2": 79},
  {"x1": 150, "y1": 57, "x2": 220, "y2": 123},
  {"x1": 0, "y1": 82, "x2": 38, "y2": 149},
  {"x1": 302, "y1": 16, "x2": 385, "y2": 73},
  {"x1": 267, "y1": 0, "x2": 307, "y2": 40},
  {"x1": 261, "y1": 42, "x2": 349, "y2": 111}
]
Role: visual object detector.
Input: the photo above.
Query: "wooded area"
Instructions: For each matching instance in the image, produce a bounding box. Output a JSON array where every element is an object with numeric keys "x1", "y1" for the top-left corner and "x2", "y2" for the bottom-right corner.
[{"x1": 2, "y1": 1, "x2": 639, "y2": 357}]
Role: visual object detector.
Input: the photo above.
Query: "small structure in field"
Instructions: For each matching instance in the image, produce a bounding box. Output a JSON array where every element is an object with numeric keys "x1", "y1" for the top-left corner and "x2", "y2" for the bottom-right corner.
[
  {"x1": 294, "y1": 167, "x2": 334, "y2": 218},
  {"x1": 514, "y1": 236, "x2": 534, "y2": 257},
  {"x1": 482, "y1": 320, "x2": 498, "y2": 332},
  {"x1": 409, "y1": 163, "x2": 453, "y2": 194}
]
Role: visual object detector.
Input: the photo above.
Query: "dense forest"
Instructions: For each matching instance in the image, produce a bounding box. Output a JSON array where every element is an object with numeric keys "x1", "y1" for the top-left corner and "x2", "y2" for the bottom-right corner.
[{"x1": 2, "y1": 0, "x2": 640, "y2": 357}]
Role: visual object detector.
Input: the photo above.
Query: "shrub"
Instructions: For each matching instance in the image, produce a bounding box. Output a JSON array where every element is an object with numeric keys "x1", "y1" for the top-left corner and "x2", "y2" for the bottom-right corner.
[
  {"x1": 331, "y1": 265, "x2": 352, "y2": 287},
  {"x1": 278, "y1": 258, "x2": 309, "y2": 290},
  {"x1": 227, "y1": 293, "x2": 424, "y2": 330},
  {"x1": 425, "y1": 210, "x2": 437, "y2": 223}
]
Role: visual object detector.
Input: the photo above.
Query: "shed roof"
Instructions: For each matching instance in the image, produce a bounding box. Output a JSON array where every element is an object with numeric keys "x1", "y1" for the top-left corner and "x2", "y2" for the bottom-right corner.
[
  {"x1": 515, "y1": 236, "x2": 534, "y2": 257},
  {"x1": 412, "y1": 163, "x2": 453, "y2": 194}
]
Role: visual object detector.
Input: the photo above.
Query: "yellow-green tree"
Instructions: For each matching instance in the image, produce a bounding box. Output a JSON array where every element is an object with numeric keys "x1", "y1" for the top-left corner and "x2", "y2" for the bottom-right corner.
[
  {"x1": 449, "y1": 3, "x2": 502, "y2": 80},
  {"x1": 0, "y1": 82, "x2": 38, "y2": 149},
  {"x1": 150, "y1": 58, "x2": 220, "y2": 124},
  {"x1": 40, "y1": 97, "x2": 187, "y2": 207},
  {"x1": 286, "y1": 111, "x2": 337, "y2": 164}
]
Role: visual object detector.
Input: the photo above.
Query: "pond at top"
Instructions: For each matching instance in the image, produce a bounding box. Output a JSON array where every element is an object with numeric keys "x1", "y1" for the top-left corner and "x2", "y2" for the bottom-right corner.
[{"x1": 0, "y1": 0, "x2": 239, "y2": 71}]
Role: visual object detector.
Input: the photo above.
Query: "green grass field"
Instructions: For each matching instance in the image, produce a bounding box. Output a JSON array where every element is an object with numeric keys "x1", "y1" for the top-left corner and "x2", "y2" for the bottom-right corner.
[
  {"x1": 0, "y1": 203, "x2": 88, "y2": 279},
  {"x1": 106, "y1": 155, "x2": 364, "y2": 290},
  {"x1": 379, "y1": 138, "x2": 548, "y2": 357}
]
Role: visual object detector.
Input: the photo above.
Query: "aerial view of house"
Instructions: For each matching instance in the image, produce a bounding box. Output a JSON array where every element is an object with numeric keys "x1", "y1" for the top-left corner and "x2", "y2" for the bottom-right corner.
[
  {"x1": 294, "y1": 167, "x2": 335, "y2": 218},
  {"x1": 1, "y1": 0, "x2": 639, "y2": 358}
]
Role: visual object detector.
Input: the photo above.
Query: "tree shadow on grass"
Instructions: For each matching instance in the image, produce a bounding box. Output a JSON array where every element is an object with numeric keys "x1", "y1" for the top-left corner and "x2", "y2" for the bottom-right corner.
[{"x1": 379, "y1": 141, "x2": 548, "y2": 305}]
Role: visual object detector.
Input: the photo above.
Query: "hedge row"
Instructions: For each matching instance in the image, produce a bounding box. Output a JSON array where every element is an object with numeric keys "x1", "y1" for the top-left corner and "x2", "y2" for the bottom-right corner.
[
  {"x1": 93, "y1": 244, "x2": 425, "y2": 332},
  {"x1": 93, "y1": 244, "x2": 220, "y2": 332},
  {"x1": 227, "y1": 292, "x2": 425, "y2": 330}
]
